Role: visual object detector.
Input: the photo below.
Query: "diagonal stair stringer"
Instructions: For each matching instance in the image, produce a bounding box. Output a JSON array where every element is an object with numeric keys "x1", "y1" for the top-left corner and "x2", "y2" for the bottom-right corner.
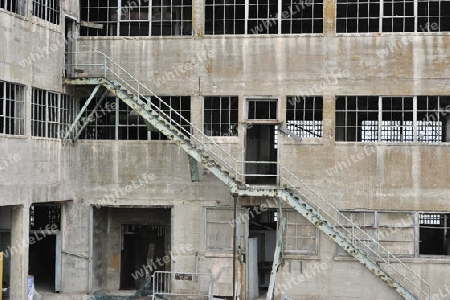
[{"x1": 62, "y1": 51, "x2": 430, "y2": 299}]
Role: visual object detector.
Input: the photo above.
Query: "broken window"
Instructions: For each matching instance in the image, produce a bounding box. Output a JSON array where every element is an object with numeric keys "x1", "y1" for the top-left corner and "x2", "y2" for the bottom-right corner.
[
  {"x1": 337, "y1": 0, "x2": 450, "y2": 33},
  {"x1": 0, "y1": 81, "x2": 25, "y2": 136},
  {"x1": 205, "y1": 208, "x2": 246, "y2": 252},
  {"x1": 284, "y1": 209, "x2": 318, "y2": 255},
  {"x1": 419, "y1": 213, "x2": 450, "y2": 255},
  {"x1": 381, "y1": 97, "x2": 414, "y2": 142},
  {"x1": 79, "y1": 96, "x2": 190, "y2": 140},
  {"x1": 204, "y1": 96, "x2": 238, "y2": 136},
  {"x1": 149, "y1": 96, "x2": 191, "y2": 140},
  {"x1": 79, "y1": 97, "x2": 147, "y2": 140},
  {"x1": 417, "y1": 96, "x2": 450, "y2": 143},
  {"x1": 32, "y1": 0, "x2": 60, "y2": 24},
  {"x1": 0, "y1": 0, "x2": 27, "y2": 16},
  {"x1": 336, "y1": 96, "x2": 450, "y2": 143},
  {"x1": 205, "y1": 0, "x2": 323, "y2": 34},
  {"x1": 32, "y1": 88, "x2": 76, "y2": 138},
  {"x1": 286, "y1": 96, "x2": 323, "y2": 138},
  {"x1": 80, "y1": 0, "x2": 192, "y2": 36}
]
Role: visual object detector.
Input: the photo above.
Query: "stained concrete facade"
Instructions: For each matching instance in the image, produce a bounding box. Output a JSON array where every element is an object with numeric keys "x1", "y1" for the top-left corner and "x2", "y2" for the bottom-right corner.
[{"x1": 1, "y1": 0, "x2": 450, "y2": 299}]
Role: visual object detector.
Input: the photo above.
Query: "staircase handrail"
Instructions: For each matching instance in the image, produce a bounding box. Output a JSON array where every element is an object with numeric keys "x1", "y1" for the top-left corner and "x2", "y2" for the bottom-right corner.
[
  {"x1": 278, "y1": 164, "x2": 430, "y2": 299},
  {"x1": 65, "y1": 51, "x2": 430, "y2": 299}
]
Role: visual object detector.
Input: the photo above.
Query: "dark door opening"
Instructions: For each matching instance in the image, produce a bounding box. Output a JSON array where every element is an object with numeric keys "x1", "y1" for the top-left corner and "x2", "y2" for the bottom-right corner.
[
  {"x1": 245, "y1": 125, "x2": 277, "y2": 184},
  {"x1": 28, "y1": 204, "x2": 61, "y2": 293},
  {"x1": 28, "y1": 234, "x2": 57, "y2": 293},
  {"x1": 120, "y1": 225, "x2": 167, "y2": 290},
  {"x1": 248, "y1": 207, "x2": 277, "y2": 296}
]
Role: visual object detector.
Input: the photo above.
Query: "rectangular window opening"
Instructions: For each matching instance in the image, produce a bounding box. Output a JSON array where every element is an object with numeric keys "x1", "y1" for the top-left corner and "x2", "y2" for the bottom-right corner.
[
  {"x1": 204, "y1": 96, "x2": 238, "y2": 136},
  {"x1": 286, "y1": 96, "x2": 323, "y2": 138},
  {"x1": 0, "y1": 81, "x2": 25, "y2": 136},
  {"x1": 419, "y1": 213, "x2": 450, "y2": 255},
  {"x1": 32, "y1": 0, "x2": 60, "y2": 24},
  {"x1": 80, "y1": 0, "x2": 192, "y2": 36}
]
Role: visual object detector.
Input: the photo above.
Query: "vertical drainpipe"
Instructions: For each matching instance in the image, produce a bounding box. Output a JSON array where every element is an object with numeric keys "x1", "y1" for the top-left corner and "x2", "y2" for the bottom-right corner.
[
  {"x1": 89, "y1": 206, "x2": 93, "y2": 293},
  {"x1": 232, "y1": 193, "x2": 239, "y2": 300}
]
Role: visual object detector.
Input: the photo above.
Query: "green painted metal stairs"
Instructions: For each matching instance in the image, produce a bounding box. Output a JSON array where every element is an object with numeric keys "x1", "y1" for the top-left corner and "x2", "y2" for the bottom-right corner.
[{"x1": 63, "y1": 51, "x2": 430, "y2": 300}]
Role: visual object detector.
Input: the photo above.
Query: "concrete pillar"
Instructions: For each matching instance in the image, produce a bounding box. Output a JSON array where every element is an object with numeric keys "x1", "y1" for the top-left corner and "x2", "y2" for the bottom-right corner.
[{"x1": 10, "y1": 205, "x2": 29, "y2": 300}]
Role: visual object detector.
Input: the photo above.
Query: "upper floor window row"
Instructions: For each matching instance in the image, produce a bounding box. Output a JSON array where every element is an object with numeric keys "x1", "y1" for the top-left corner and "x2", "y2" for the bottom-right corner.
[
  {"x1": 80, "y1": 0, "x2": 192, "y2": 36},
  {"x1": 337, "y1": 0, "x2": 450, "y2": 33},
  {"x1": 205, "y1": 0, "x2": 324, "y2": 34},
  {"x1": 33, "y1": 0, "x2": 60, "y2": 24},
  {"x1": 1, "y1": 0, "x2": 27, "y2": 16}
]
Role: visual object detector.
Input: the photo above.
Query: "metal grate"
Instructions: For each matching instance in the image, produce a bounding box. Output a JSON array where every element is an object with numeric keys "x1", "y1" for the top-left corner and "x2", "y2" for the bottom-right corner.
[{"x1": 0, "y1": 81, "x2": 25, "y2": 136}]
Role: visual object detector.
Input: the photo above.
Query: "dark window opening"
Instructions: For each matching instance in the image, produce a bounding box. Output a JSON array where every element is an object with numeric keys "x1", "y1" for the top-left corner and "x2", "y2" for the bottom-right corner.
[
  {"x1": 204, "y1": 96, "x2": 238, "y2": 136},
  {"x1": 30, "y1": 205, "x2": 61, "y2": 231},
  {"x1": 205, "y1": 0, "x2": 323, "y2": 35},
  {"x1": 32, "y1": 0, "x2": 60, "y2": 24},
  {"x1": 335, "y1": 96, "x2": 379, "y2": 142},
  {"x1": 149, "y1": 96, "x2": 191, "y2": 140},
  {"x1": 420, "y1": 214, "x2": 450, "y2": 255},
  {"x1": 0, "y1": 0, "x2": 26, "y2": 16},
  {"x1": 80, "y1": 0, "x2": 192, "y2": 36},
  {"x1": 337, "y1": 0, "x2": 450, "y2": 33},
  {"x1": 247, "y1": 99, "x2": 278, "y2": 120}
]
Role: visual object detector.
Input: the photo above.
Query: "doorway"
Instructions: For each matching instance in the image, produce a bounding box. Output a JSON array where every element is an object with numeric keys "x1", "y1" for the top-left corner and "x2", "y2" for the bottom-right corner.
[
  {"x1": 245, "y1": 125, "x2": 278, "y2": 184},
  {"x1": 247, "y1": 207, "x2": 277, "y2": 298},
  {"x1": 120, "y1": 225, "x2": 167, "y2": 289},
  {"x1": 28, "y1": 205, "x2": 62, "y2": 293}
]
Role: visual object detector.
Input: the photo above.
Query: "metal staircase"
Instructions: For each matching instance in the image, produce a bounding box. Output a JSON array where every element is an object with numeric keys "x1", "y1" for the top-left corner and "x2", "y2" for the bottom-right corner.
[{"x1": 63, "y1": 51, "x2": 430, "y2": 300}]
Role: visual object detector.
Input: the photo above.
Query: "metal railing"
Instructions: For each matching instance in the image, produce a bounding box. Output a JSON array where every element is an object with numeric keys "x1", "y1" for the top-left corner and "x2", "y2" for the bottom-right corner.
[
  {"x1": 152, "y1": 271, "x2": 213, "y2": 300},
  {"x1": 65, "y1": 51, "x2": 430, "y2": 300},
  {"x1": 278, "y1": 165, "x2": 431, "y2": 299}
]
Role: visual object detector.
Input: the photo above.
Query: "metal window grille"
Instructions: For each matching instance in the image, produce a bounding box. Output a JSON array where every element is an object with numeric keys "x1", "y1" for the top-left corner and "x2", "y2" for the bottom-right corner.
[
  {"x1": 337, "y1": 0, "x2": 450, "y2": 33},
  {"x1": 80, "y1": 0, "x2": 192, "y2": 36},
  {"x1": 31, "y1": 88, "x2": 47, "y2": 137},
  {"x1": 203, "y1": 96, "x2": 238, "y2": 136},
  {"x1": 0, "y1": 0, "x2": 27, "y2": 16},
  {"x1": 32, "y1": 88, "x2": 75, "y2": 138},
  {"x1": 286, "y1": 96, "x2": 323, "y2": 138},
  {"x1": 32, "y1": 0, "x2": 60, "y2": 24},
  {"x1": 0, "y1": 81, "x2": 25, "y2": 136}
]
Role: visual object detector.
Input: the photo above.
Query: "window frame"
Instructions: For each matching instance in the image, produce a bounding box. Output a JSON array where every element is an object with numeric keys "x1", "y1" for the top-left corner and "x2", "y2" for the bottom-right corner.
[
  {"x1": 335, "y1": 95, "x2": 450, "y2": 143},
  {"x1": 204, "y1": 0, "x2": 324, "y2": 35},
  {"x1": 0, "y1": 81, "x2": 26, "y2": 136},
  {"x1": 203, "y1": 96, "x2": 239, "y2": 137},
  {"x1": 336, "y1": 0, "x2": 450, "y2": 33}
]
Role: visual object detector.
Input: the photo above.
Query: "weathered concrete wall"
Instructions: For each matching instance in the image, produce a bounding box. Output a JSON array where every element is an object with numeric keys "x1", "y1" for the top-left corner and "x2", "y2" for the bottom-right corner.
[{"x1": 1, "y1": 0, "x2": 450, "y2": 298}]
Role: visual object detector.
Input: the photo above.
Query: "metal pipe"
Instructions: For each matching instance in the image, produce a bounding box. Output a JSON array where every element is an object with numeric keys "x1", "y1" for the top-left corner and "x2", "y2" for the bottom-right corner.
[{"x1": 232, "y1": 193, "x2": 238, "y2": 300}]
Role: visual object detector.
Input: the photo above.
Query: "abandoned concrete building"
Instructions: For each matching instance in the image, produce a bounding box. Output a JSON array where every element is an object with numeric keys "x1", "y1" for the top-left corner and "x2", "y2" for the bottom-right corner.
[{"x1": 1, "y1": 0, "x2": 450, "y2": 299}]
